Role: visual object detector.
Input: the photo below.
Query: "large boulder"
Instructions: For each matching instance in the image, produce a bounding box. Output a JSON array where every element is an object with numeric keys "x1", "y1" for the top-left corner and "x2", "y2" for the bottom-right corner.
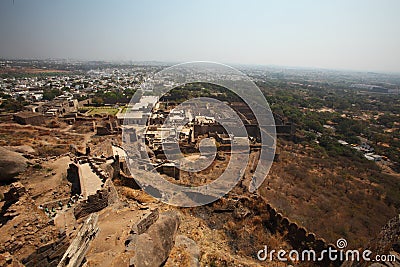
[
  {"x1": 165, "y1": 235, "x2": 200, "y2": 267},
  {"x1": 0, "y1": 147, "x2": 27, "y2": 181},
  {"x1": 130, "y1": 211, "x2": 180, "y2": 267}
]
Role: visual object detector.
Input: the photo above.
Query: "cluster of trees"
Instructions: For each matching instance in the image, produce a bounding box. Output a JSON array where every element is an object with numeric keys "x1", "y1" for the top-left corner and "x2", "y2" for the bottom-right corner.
[
  {"x1": 0, "y1": 98, "x2": 25, "y2": 112},
  {"x1": 257, "y1": 81, "x2": 400, "y2": 165},
  {"x1": 165, "y1": 83, "x2": 241, "y2": 103},
  {"x1": 92, "y1": 88, "x2": 137, "y2": 105},
  {"x1": 42, "y1": 88, "x2": 62, "y2": 101},
  {"x1": 376, "y1": 113, "x2": 399, "y2": 128}
]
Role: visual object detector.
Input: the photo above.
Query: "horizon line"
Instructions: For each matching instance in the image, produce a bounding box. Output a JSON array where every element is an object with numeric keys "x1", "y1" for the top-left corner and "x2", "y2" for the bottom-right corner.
[{"x1": 1, "y1": 57, "x2": 400, "y2": 76}]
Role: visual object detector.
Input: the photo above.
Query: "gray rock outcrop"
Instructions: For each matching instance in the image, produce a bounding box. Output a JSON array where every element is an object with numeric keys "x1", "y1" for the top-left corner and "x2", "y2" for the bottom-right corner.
[
  {"x1": 128, "y1": 211, "x2": 180, "y2": 267},
  {"x1": 0, "y1": 147, "x2": 27, "y2": 181},
  {"x1": 168, "y1": 235, "x2": 200, "y2": 267}
]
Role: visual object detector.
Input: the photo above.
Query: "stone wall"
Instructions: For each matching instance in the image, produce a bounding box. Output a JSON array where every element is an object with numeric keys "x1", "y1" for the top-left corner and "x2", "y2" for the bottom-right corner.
[
  {"x1": 341, "y1": 215, "x2": 400, "y2": 267},
  {"x1": 87, "y1": 158, "x2": 109, "y2": 182},
  {"x1": 22, "y1": 233, "x2": 69, "y2": 267},
  {"x1": 276, "y1": 123, "x2": 296, "y2": 136},
  {"x1": 73, "y1": 179, "x2": 118, "y2": 220},
  {"x1": 119, "y1": 172, "x2": 141, "y2": 189},
  {"x1": 194, "y1": 122, "x2": 295, "y2": 139},
  {"x1": 194, "y1": 124, "x2": 225, "y2": 138},
  {"x1": 264, "y1": 203, "x2": 342, "y2": 266}
]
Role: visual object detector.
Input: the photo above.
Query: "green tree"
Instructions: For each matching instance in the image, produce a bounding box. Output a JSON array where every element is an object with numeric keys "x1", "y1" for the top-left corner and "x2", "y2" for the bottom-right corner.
[{"x1": 43, "y1": 88, "x2": 62, "y2": 101}]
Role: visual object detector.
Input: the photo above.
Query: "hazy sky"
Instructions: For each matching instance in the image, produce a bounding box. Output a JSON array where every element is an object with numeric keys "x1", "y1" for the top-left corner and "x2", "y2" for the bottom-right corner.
[{"x1": 1, "y1": 0, "x2": 400, "y2": 72}]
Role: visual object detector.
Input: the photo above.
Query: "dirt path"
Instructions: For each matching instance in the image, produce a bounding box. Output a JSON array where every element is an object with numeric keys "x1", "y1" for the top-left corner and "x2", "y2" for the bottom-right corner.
[
  {"x1": 85, "y1": 206, "x2": 148, "y2": 267},
  {"x1": 25, "y1": 156, "x2": 72, "y2": 203}
]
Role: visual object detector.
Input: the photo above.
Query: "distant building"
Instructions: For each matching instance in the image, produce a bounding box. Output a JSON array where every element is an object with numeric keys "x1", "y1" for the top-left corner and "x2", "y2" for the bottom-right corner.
[
  {"x1": 351, "y1": 84, "x2": 389, "y2": 93},
  {"x1": 95, "y1": 117, "x2": 118, "y2": 135},
  {"x1": 364, "y1": 153, "x2": 382, "y2": 161},
  {"x1": 216, "y1": 133, "x2": 232, "y2": 144},
  {"x1": 195, "y1": 116, "x2": 215, "y2": 125},
  {"x1": 40, "y1": 99, "x2": 78, "y2": 116},
  {"x1": 118, "y1": 95, "x2": 159, "y2": 125},
  {"x1": 157, "y1": 162, "x2": 180, "y2": 179}
]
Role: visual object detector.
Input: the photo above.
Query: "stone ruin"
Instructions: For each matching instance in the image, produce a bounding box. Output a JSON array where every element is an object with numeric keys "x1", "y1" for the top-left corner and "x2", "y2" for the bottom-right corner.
[
  {"x1": 22, "y1": 233, "x2": 69, "y2": 267},
  {"x1": 264, "y1": 203, "x2": 341, "y2": 266},
  {"x1": 73, "y1": 179, "x2": 118, "y2": 220}
]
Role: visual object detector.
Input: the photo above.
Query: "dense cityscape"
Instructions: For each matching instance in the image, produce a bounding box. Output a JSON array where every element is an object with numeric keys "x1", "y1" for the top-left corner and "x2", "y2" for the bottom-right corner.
[{"x1": 1, "y1": 0, "x2": 400, "y2": 266}]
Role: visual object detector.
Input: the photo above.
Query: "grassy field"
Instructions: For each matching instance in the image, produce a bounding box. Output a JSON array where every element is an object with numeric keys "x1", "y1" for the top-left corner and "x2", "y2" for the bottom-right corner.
[
  {"x1": 79, "y1": 107, "x2": 120, "y2": 116},
  {"x1": 120, "y1": 106, "x2": 128, "y2": 114}
]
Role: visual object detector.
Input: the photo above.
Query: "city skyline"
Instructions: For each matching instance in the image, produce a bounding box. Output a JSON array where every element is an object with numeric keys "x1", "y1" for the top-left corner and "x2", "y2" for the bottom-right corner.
[{"x1": 1, "y1": 0, "x2": 400, "y2": 73}]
